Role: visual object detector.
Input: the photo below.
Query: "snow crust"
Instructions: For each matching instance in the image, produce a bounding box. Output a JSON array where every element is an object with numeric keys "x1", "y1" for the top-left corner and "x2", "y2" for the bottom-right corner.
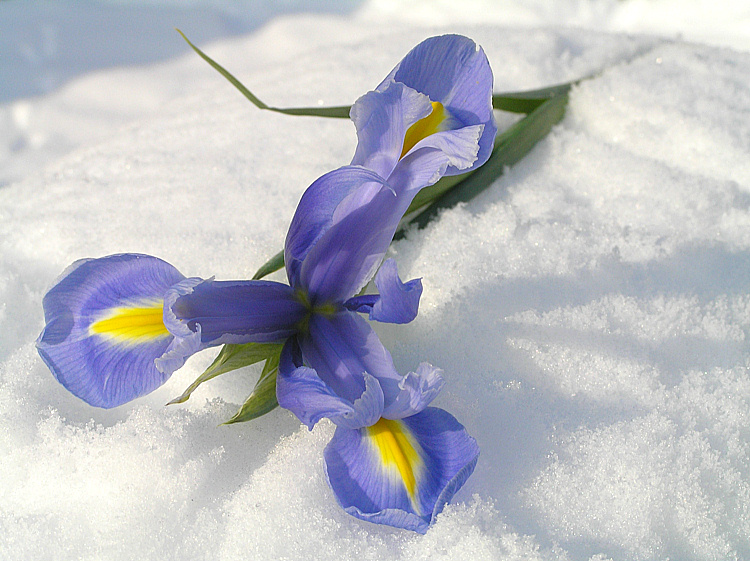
[{"x1": 2, "y1": 1, "x2": 750, "y2": 560}]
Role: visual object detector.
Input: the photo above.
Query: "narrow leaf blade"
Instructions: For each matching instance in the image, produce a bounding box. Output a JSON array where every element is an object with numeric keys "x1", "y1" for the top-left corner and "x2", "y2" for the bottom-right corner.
[
  {"x1": 252, "y1": 250, "x2": 285, "y2": 280},
  {"x1": 492, "y1": 82, "x2": 573, "y2": 113},
  {"x1": 180, "y1": 27, "x2": 584, "y2": 122},
  {"x1": 176, "y1": 29, "x2": 350, "y2": 119}
]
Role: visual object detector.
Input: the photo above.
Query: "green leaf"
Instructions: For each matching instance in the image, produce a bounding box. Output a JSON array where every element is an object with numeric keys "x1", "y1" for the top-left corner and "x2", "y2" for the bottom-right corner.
[
  {"x1": 167, "y1": 342, "x2": 283, "y2": 405},
  {"x1": 252, "y1": 250, "x2": 284, "y2": 280},
  {"x1": 223, "y1": 346, "x2": 282, "y2": 424},
  {"x1": 492, "y1": 82, "x2": 573, "y2": 113},
  {"x1": 176, "y1": 29, "x2": 350, "y2": 119}
]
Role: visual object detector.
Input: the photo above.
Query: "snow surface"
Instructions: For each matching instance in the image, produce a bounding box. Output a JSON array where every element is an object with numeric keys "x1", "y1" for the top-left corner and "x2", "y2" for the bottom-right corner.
[{"x1": 2, "y1": 1, "x2": 750, "y2": 560}]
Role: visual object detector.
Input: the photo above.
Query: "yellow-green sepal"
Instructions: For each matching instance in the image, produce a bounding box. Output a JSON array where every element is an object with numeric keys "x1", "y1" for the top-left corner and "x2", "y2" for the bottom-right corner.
[
  {"x1": 167, "y1": 342, "x2": 282, "y2": 405},
  {"x1": 252, "y1": 250, "x2": 285, "y2": 280},
  {"x1": 223, "y1": 347, "x2": 282, "y2": 424}
]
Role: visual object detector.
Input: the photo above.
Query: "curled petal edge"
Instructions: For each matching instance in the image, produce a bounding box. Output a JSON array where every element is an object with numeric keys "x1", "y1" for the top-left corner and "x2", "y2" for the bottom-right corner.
[{"x1": 277, "y1": 342, "x2": 386, "y2": 431}]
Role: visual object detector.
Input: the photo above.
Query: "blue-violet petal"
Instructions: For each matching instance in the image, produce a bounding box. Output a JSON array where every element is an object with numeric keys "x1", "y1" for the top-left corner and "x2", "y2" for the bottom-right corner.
[
  {"x1": 298, "y1": 168, "x2": 413, "y2": 303},
  {"x1": 343, "y1": 259, "x2": 422, "y2": 324},
  {"x1": 285, "y1": 165, "x2": 389, "y2": 290},
  {"x1": 36, "y1": 253, "x2": 186, "y2": 408},
  {"x1": 324, "y1": 407, "x2": 479, "y2": 533},
  {"x1": 350, "y1": 82, "x2": 433, "y2": 180},
  {"x1": 298, "y1": 311, "x2": 401, "y2": 403},
  {"x1": 165, "y1": 278, "x2": 306, "y2": 346},
  {"x1": 277, "y1": 342, "x2": 384, "y2": 430},
  {"x1": 378, "y1": 34, "x2": 496, "y2": 175},
  {"x1": 381, "y1": 363, "x2": 444, "y2": 419}
]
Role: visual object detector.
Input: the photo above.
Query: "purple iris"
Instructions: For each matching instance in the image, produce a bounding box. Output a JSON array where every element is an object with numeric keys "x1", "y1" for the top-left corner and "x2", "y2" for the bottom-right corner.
[
  {"x1": 36, "y1": 34, "x2": 495, "y2": 532},
  {"x1": 36, "y1": 253, "x2": 192, "y2": 408},
  {"x1": 351, "y1": 34, "x2": 496, "y2": 184}
]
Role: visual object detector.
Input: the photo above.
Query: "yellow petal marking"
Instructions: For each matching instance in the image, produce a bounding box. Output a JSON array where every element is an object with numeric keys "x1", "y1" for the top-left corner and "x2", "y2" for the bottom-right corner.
[
  {"x1": 400, "y1": 101, "x2": 448, "y2": 159},
  {"x1": 367, "y1": 418, "x2": 423, "y2": 512},
  {"x1": 90, "y1": 300, "x2": 169, "y2": 344}
]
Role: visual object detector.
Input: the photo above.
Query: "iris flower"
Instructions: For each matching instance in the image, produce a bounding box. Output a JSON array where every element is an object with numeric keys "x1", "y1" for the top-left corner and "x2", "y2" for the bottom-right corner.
[{"x1": 36, "y1": 34, "x2": 495, "y2": 532}]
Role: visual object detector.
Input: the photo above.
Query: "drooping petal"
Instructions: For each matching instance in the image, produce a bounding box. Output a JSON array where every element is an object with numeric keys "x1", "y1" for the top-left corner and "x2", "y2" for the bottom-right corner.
[
  {"x1": 298, "y1": 310, "x2": 401, "y2": 403},
  {"x1": 324, "y1": 407, "x2": 479, "y2": 533},
  {"x1": 372, "y1": 259, "x2": 422, "y2": 323},
  {"x1": 381, "y1": 363, "x2": 444, "y2": 419},
  {"x1": 284, "y1": 165, "x2": 390, "y2": 289},
  {"x1": 344, "y1": 258, "x2": 422, "y2": 324},
  {"x1": 377, "y1": 34, "x2": 497, "y2": 175},
  {"x1": 277, "y1": 342, "x2": 350, "y2": 430},
  {"x1": 164, "y1": 278, "x2": 306, "y2": 347},
  {"x1": 277, "y1": 341, "x2": 384, "y2": 430},
  {"x1": 36, "y1": 253, "x2": 189, "y2": 408}
]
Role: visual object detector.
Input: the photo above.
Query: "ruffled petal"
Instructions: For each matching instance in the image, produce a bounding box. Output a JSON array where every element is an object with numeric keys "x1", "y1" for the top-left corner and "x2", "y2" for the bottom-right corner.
[
  {"x1": 337, "y1": 372, "x2": 385, "y2": 430},
  {"x1": 400, "y1": 123, "x2": 483, "y2": 172},
  {"x1": 277, "y1": 341, "x2": 384, "y2": 430},
  {"x1": 284, "y1": 165, "x2": 389, "y2": 289},
  {"x1": 350, "y1": 82, "x2": 433, "y2": 180},
  {"x1": 36, "y1": 253, "x2": 187, "y2": 408},
  {"x1": 164, "y1": 278, "x2": 306, "y2": 347},
  {"x1": 156, "y1": 276, "x2": 205, "y2": 373},
  {"x1": 343, "y1": 259, "x2": 422, "y2": 324},
  {"x1": 387, "y1": 124, "x2": 483, "y2": 194},
  {"x1": 351, "y1": 81, "x2": 484, "y2": 186},
  {"x1": 378, "y1": 34, "x2": 497, "y2": 175},
  {"x1": 323, "y1": 407, "x2": 479, "y2": 533},
  {"x1": 298, "y1": 311, "x2": 401, "y2": 403},
  {"x1": 381, "y1": 363, "x2": 444, "y2": 419}
]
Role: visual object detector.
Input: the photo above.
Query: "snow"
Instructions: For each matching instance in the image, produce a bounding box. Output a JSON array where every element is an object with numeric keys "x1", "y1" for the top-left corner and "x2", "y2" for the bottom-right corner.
[{"x1": 2, "y1": 1, "x2": 750, "y2": 560}]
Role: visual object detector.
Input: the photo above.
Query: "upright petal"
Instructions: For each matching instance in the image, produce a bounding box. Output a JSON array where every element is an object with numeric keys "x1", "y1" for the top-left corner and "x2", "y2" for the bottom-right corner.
[
  {"x1": 298, "y1": 311, "x2": 401, "y2": 403},
  {"x1": 284, "y1": 165, "x2": 389, "y2": 289},
  {"x1": 164, "y1": 278, "x2": 306, "y2": 347},
  {"x1": 350, "y1": 81, "x2": 484, "y2": 187},
  {"x1": 378, "y1": 34, "x2": 497, "y2": 176},
  {"x1": 298, "y1": 168, "x2": 414, "y2": 303},
  {"x1": 324, "y1": 407, "x2": 479, "y2": 533},
  {"x1": 344, "y1": 258, "x2": 422, "y2": 324},
  {"x1": 36, "y1": 253, "x2": 188, "y2": 408}
]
